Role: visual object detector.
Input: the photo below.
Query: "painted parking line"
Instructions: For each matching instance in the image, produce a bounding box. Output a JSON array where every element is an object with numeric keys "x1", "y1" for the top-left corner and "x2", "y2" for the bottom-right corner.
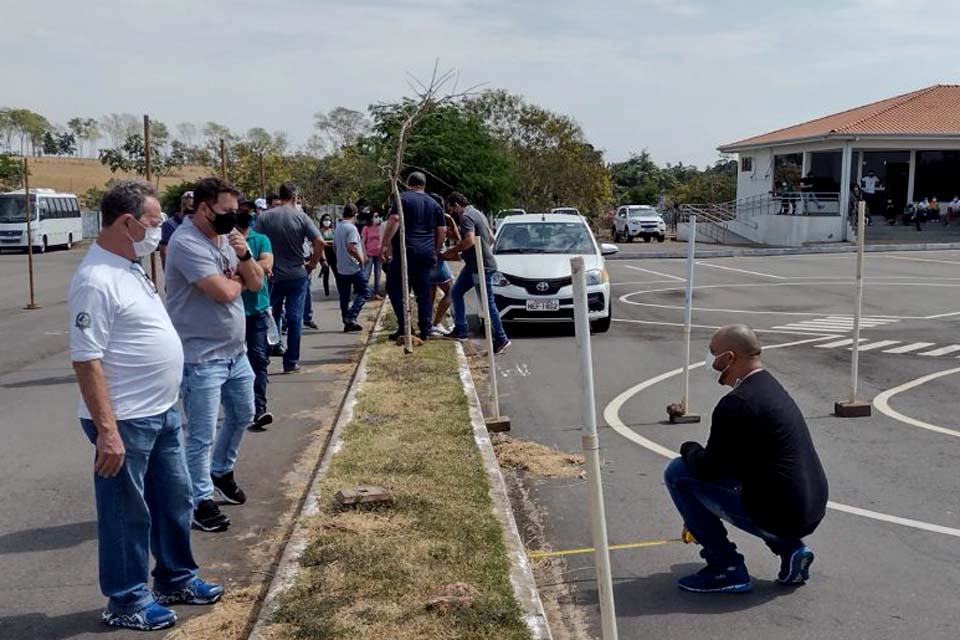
[
  {"x1": 853, "y1": 340, "x2": 902, "y2": 352},
  {"x1": 873, "y1": 367, "x2": 960, "y2": 439},
  {"x1": 695, "y1": 261, "x2": 785, "y2": 279},
  {"x1": 621, "y1": 265, "x2": 686, "y2": 282},
  {"x1": 816, "y1": 338, "x2": 866, "y2": 349},
  {"x1": 883, "y1": 342, "x2": 936, "y2": 354},
  {"x1": 919, "y1": 345, "x2": 960, "y2": 356},
  {"x1": 773, "y1": 316, "x2": 900, "y2": 333}
]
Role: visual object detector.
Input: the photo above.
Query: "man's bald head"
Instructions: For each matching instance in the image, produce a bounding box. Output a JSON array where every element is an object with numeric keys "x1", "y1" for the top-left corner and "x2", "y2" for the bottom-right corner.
[{"x1": 712, "y1": 324, "x2": 762, "y2": 358}]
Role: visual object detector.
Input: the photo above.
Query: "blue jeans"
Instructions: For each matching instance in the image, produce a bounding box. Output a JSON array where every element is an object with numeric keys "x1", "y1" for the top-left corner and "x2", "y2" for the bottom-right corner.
[
  {"x1": 80, "y1": 407, "x2": 198, "y2": 615},
  {"x1": 451, "y1": 267, "x2": 508, "y2": 346},
  {"x1": 338, "y1": 269, "x2": 372, "y2": 323},
  {"x1": 245, "y1": 312, "x2": 270, "y2": 415},
  {"x1": 664, "y1": 457, "x2": 801, "y2": 568},
  {"x1": 303, "y1": 280, "x2": 314, "y2": 323},
  {"x1": 181, "y1": 353, "x2": 255, "y2": 506},
  {"x1": 386, "y1": 252, "x2": 435, "y2": 338},
  {"x1": 363, "y1": 256, "x2": 382, "y2": 294},
  {"x1": 270, "y1": 276, "x2": 308, "y2": 369}
]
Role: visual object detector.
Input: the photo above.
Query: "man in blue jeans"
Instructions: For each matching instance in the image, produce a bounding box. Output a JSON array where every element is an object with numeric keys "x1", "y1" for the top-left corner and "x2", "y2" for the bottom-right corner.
[
  {"x1": 70, "y1": 181, "x2": 222, "y2": 631},
  {"x1": 665, "y1": 325, "x2": 828, "y2": 593},
  {"x1": 334, "y1": 203, "x2": 371, "y2": 332},
  {"x1": 166, "y1": 177, "x2": 265, "y2": 532},
  {"x1": 381, "y1": 172, "x2": 447, "y2": 341},
  {"x1": 443, "y1": 192, "x2": 510, "y2": 354},
  {"x1": 255, "y1": 182, "x2": 325, "y2": 372},
  {"x1": 237, "y1": 199, "x2": 275, "y2": 431}
]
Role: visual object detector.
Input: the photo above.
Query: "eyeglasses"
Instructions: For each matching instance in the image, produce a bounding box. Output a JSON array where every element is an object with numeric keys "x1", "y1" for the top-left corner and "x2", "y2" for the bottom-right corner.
[{"x1": 131, "y1": 262, "x2": 159, "y2": 296}]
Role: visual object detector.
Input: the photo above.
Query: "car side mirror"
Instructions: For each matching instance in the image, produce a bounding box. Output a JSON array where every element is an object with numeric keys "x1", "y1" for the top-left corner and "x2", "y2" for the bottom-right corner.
[{"x1": 600, "y1": 243, "x2": 619, "y2": 256}]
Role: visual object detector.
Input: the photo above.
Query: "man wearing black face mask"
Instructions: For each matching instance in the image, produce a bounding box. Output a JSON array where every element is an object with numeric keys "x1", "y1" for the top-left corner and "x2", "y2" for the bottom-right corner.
[
  {"x1": 165, "y1": 177, "x2": 264, "y2": 533},
  {"x1": 663, "y1": 324, "x2": 828, "y2": 594}
]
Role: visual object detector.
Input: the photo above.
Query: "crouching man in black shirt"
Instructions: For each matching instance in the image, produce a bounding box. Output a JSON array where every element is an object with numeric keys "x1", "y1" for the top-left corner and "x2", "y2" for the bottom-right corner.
[{"x1": 665, "y1": 324, "x2": 828, "y2": 593}]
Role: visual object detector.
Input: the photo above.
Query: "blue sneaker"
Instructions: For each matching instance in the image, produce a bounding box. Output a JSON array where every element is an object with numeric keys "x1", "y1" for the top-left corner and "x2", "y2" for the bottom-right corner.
[
  {"x1": 678, "y1": 563, "x2": 752, "y2": 593},
  {"x1": 101, "y1": 601, "x2": 177, "y2": 631},
  {"x1": 778, "y1": 546, "x2": 814, "y2": 584},
  {"x1": 154, "y1": 577, "x2": 224, "y2": 605}
]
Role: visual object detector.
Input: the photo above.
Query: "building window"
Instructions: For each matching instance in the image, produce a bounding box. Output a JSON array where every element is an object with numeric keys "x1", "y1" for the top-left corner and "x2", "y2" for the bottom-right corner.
[{"x1": 740, "y1": 156, "x2": 753, "y2": 172}]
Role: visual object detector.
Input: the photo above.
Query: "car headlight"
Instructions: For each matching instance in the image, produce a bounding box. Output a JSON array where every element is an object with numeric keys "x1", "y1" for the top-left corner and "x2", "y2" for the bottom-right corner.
[
  {"x1": 585, "y1": 268, "x2": 605, "y2": 286},
  {"x1": 492, "y1": 271, "x2": 509, "y2": 287}
]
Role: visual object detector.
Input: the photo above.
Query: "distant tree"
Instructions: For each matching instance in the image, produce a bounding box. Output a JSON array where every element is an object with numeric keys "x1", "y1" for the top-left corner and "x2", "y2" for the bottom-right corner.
[
  {"x1": 176, "y1": 122, "x2": 197, "y2": 148},
  {"x1": 99, "y1": 133, "x2": 185, "y2": 184},
  {"x1": 5, "y1": 108, "x2": 52, "y2": 156},
  {"x1": 313, "y1": 107, "x2": 370, "y2": 153},
  {"x1": 100, "y1": 113, "x2": 139, "y2": 148},
  {"x1": 42, "y1": 131, "x2": 59, "y2": 156},
  {"x1": 0, "y1": 153, "x2": 24, "y2": 191},
  {"x1": 160, "y1": 179, "x2": 197, "y2": 213}
]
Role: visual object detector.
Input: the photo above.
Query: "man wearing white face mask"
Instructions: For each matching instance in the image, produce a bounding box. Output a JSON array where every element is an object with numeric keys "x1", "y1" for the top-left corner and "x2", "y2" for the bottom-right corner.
[
  {"x1": 664, "y1": 324, "x2": 828, "y2": 594},
  {"x1": 69, "y1": 181, "x2": 223, "y2": 630}
]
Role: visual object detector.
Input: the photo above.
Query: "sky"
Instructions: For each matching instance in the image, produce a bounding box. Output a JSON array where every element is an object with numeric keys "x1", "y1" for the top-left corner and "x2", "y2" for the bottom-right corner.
[{"x1": 4, "y1": 0, "x2": 960, "y2": 167}]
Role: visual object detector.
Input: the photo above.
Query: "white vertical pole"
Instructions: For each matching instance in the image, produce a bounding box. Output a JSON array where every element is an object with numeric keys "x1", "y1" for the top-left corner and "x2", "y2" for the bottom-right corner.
[
  {"x1": 839, "y1": 142, "x2": 853, "y2": 241},
  {"x1": 571, "y1": 256, "x2": 618, "y2": 640},
  {"x1": 849, "y1": 201, "x2": 866, "y2": 404},
  {"x1": 475, "y1": 236, "x2": 500, "y2": 418},
  {"x1": 907, "y1": 150, "x2": 917, "y2": 205},
  {"x1": 682, "y1": 214, "x2": 697, "y2": 412}
]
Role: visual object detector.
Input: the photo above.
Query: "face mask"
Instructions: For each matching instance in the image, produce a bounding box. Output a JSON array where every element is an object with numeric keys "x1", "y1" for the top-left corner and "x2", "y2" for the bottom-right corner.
[
  {"x1": 373, "y1": 216, "x2": 381, "y2": 225},
  {"x1": 208, "y1": 207, "x2": 237, "y2": 235},
  {"x1": 237, "y1": 211, "x2": 254, "y2": 230},
  {"x1": 322, "y1": 220, "x2": 332, "y2": 228},
  {"x1": 129, "y1": 221, "x2": 162, "y2": 257},
  {"x1": 706, "y1": 349, "x2": 734, "y2": 385}
]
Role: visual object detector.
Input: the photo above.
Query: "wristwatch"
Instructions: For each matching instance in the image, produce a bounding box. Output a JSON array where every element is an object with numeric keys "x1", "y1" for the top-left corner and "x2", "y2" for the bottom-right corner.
[{"x1": 238, "y1": 250, "x2": 252, "y2": 262}]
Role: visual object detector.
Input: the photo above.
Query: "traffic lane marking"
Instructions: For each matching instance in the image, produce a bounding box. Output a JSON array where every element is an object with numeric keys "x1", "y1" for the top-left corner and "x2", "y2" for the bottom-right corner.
[
  {"x1": 695, "y1": 261, "x2": 785, "y2": 279},
  {"x1": 602, "y1": 337, "x2": 960, "y2": 539},
  {"x1": 613, "y1": 317, "x2": 838, "y2": 338},
  {"x1": 872, "y1": 367, "x2": 960, "y2": 439},
  {"x1": 621, "y1": 265, "x2": 686, "y2": 282}
]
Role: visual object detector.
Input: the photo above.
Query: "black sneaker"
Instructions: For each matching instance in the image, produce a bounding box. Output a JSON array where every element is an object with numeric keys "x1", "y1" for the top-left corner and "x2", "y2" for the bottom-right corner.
[
  {"x1": 212, "y1": 471, "x2": 247, "y2": 505},
  {"x1": 192, "y1": 499, "x2": 230, "y2": 532},
  {"x1": 344, "y1": 322, "x2": 363, "y2": 333},
  {"x1": 283, "y1": 364, "x2": 301, "y2": 374},
  {"x1": 248, "y1": 412, "x2": 273, "y2": 432},
  {"x1": 305, "y1": 320, "x2": 319, "y2": 330},
  {"x1": 493, "y1": 339, "x2": 512, "y2": 355},
  {"x1": 270, "y1": 344, "x2": 286, "y2": 357}
]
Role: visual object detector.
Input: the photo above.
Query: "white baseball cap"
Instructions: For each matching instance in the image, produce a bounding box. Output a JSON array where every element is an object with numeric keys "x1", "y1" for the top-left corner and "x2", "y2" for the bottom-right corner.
[{"x1": 254, "y1": 198, "x2": 267, "y2": 210}]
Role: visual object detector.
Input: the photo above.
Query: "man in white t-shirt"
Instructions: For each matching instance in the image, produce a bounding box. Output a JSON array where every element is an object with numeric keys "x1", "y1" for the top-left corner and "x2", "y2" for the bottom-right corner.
[{"x1": 69, "y1": 181, "x2": 223, "y2": 632}]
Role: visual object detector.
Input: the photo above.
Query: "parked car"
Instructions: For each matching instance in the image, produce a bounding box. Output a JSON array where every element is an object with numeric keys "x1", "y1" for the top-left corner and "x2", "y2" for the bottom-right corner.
[
  {"x1": 551, "y1": 206, "x2": 581, "y2": 216},
  {"x1": 493, "y1": 208, "x2": 527, "y2": 230},
  {"x1": 612, "y1": 204, "x2": 666, "y2": 242},
  {"x1": 491, "y1": 213, "x2": 617, "y2": 332}
]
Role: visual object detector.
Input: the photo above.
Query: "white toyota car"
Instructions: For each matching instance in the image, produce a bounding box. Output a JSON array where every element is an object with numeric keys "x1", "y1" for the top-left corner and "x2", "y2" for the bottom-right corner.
[{"x1": 491, "y1": 214, "x2": 617, "y2": 332}]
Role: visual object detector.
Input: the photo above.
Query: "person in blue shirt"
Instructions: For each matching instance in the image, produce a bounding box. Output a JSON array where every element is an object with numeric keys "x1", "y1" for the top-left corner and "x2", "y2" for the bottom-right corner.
[{"x1": 380, "y1": 172, "x2": 446, "y2": 341}]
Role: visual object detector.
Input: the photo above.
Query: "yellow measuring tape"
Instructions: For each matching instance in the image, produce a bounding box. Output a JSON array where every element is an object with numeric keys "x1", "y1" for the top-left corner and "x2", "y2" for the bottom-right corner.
[{"x1": 526, "y1": 527, "x2": 698, "y2": 560}]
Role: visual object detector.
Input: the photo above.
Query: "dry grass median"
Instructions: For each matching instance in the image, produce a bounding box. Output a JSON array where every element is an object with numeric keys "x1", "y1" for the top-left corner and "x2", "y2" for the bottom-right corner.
[{"x1": 267, "y1": 320, "x2": 531, "y2": 639}]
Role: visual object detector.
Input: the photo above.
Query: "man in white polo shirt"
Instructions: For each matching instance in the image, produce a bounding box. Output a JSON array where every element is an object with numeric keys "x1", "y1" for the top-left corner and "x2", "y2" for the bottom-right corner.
[{"x1": 70, "y1": 181, "x2": 223, "y2": 631}]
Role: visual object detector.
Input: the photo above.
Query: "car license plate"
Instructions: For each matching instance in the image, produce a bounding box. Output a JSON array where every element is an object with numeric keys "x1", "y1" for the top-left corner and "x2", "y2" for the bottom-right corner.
[{"x1": 526, "y1": 299, "x2": 559, "y2": 312}]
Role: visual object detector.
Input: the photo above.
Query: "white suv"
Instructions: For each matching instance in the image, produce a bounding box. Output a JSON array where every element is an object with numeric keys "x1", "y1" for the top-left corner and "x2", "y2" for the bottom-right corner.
[{"x1": 613, "y1": 205, "x2": 666, "y2": 243}]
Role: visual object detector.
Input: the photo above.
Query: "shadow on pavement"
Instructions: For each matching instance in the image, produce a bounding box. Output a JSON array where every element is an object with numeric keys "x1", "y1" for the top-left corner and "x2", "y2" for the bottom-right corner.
[
  {"x1": 0, "y1": 609, "x2": 112, "y2": 639},
  {"x1": 578, "y1": 564, "x2": 798, "y2": 617},
  {"x1": 0, "y1": 521, "x2": 97, "y2": 555},
  {"x1": 1, "y1": 374, "x2": 77, "y2": 389}
]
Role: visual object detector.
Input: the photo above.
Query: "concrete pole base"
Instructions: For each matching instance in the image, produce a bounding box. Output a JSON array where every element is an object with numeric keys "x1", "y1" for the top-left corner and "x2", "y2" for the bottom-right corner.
[
  {"x1": 669, "y1": 413, "x2": 701, "y2": 424},
  {"x1": 834, "y1": 401, "x2": 872, "y2": 418},
  {"x1": 485, "y1": 416, "x2": 511, "y2": 433}
]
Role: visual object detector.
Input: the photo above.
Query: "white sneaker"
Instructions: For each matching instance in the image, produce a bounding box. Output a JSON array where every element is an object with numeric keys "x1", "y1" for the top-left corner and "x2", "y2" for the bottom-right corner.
[{"x1": 431, "y1": 324, "x2": 452, "y2": 336}]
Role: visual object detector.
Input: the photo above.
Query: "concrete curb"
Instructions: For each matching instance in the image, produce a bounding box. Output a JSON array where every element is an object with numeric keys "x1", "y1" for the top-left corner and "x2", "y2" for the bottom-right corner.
[
  {"x1": 455, "y1": 343, "x2": 553, "y2": 640},
  {"x1": 606, "y1": 241, "x2": 960, "y2": 260},
  {"x1": 246, "y1": 303, "x2": 385, "y2": 640}
]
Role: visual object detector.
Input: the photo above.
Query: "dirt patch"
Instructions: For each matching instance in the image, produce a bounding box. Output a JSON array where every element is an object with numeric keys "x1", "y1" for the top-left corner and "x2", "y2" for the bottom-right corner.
[{"x1": 492, "y1": 434, "x2": 585, "y2": 478}]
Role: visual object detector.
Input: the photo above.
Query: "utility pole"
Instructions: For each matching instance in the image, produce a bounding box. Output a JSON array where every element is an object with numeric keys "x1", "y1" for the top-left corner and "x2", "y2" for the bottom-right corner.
[
  {"x1": 144, "y1": 115, "x2": 158, "y2": 284},
  {"x1": 259, "y1": 153, "x2": 266, "y2": 197},
  {"x1": 219, "y1": 138, "x2": 227, "y2": 179},
  {"x1": 23, "y1": 157, "x2": 40, "y2": 310}
]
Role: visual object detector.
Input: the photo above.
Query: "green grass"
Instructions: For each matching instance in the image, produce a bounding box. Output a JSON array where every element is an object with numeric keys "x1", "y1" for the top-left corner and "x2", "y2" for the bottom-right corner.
[{"x1": 272, "y1": 321, "x2": 531, "y2": 640}]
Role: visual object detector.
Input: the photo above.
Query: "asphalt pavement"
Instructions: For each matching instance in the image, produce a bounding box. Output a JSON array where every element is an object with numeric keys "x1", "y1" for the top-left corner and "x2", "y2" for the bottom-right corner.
[
  {"x1": 495, "y1": 249, "x2": 960, "y2": 639},
  {"x1": 0, "y1": 246, "x2": 374, "y2": 639}
]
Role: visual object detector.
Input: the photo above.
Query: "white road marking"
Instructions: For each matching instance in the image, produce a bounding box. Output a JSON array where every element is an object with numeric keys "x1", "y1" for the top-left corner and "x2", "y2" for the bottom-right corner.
[
  {"x1": 883, "y1": 342, "x2": 936, "y2": 354},
  {"x1": 873, "y1": 368, "x2": 960, "y2": 439},
  {"x1": 695, "y1": 261, "x2": 785, "y2": 279},
  {"x1": 610, "y1": 280, "x2": 693, "y2": 286},
  {"x1": 775, "y1": 316, "x2": 900, "y2": 333},
  {"x1": 621, "y1": 265, "x2": 685, "y2": 282},
  {"x1": 853, "y1": 340, "x2": 901, "y2": 352},
  {"x1": 882, "y1": 255, "x2": 960, "y2": 266},
  {"x1": 919, "y1": 345, "x2": 960, "y2": 357},
  {"x1": 816, "y1": 338, "x2": 864, "y2": 348},
  {"x1": 613, "y1": 318, "x2": 835, "y2": 337},
  {"x1": 603, "y1": 339, "x2": 960, "y2": 539}
]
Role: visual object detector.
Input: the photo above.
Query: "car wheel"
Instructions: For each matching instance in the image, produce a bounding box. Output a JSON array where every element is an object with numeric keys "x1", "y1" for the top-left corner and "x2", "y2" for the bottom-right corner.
[
  {"x1": 657, "y1": 235, "x2": 665, "y2": 243},
  {"x1": 591, "y1": 308, "x2": 612, "y2": 333}
]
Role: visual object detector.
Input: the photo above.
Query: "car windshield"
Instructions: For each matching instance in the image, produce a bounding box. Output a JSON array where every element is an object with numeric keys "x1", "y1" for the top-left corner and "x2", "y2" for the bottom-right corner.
[
  {"x1": 0, "y1": 196, "x2": 36, "y2": 223},
  {"x1": 495, "y1": 222, "x2": 595, "y2": 255},
  {"x1": 628, "y1": 208, "x2": 658, "y2": 218}
]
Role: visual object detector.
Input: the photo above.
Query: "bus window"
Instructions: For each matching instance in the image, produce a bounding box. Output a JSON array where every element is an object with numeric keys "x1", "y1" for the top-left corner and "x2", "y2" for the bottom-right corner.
[
  {"x1": 70, "y1": 198, "x2": 81, "y2": 217},
  {"x1": 39, "y1": 199, "x2": 52, "y2": 221}
]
